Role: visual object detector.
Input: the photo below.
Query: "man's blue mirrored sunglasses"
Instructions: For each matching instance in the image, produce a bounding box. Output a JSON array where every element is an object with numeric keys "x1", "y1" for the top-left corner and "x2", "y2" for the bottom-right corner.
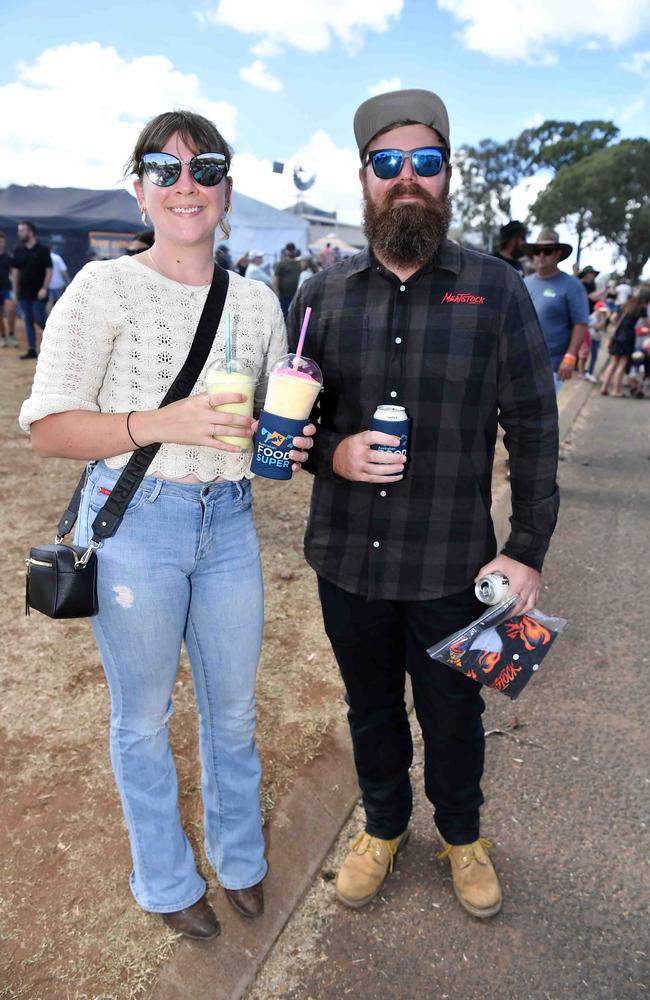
[
  {"x1": 363, "y1": 146, "x2": 448, "y2": 180},
  {"x1": 140, "y1": 151, "x2": 228, "y2": 187}
]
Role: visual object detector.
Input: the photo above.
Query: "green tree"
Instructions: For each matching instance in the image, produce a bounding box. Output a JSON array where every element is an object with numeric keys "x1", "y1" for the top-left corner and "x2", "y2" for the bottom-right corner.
[
  {"x1": 532, "y1": 139, "x2": 650, "y2": 281},
  {"x1": 514, "y1": 119, "x2": 619, "y2": 173},
  {"x1": 454, "y1": 139, "x2": 519, "y2": 248},
  {"x1": 454, "y1": 120, "x2": 618, "y2": 250}
]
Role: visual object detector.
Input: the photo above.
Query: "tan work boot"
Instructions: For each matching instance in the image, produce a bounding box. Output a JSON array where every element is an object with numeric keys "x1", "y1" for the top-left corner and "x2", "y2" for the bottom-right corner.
[
  {"x1": 336, "y1": 829, "x2": 409, "y2": 908},
  {"x1": 437, "y1": 833, "x2": 502, "y2": 918}
]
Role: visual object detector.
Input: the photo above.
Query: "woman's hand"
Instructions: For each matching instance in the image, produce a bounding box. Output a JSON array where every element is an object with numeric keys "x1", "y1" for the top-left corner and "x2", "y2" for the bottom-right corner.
[{"x1": 132, "y1": 393, "x2": 254, "y2": 452}]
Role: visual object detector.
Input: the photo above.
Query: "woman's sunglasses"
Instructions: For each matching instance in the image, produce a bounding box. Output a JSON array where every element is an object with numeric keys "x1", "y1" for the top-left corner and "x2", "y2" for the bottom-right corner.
[
  {"x1": 363, "y1": 146, "x2": 448, "y2": 180},
  {"x1": 140, "y1": 151, "x2": 228, "y2": 187}
]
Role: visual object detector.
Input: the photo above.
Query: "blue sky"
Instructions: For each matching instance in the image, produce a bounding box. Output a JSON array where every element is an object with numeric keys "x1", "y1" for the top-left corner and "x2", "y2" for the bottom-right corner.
[{"x1": 2, "y1": 0, "x2": 649, "y2": 269}]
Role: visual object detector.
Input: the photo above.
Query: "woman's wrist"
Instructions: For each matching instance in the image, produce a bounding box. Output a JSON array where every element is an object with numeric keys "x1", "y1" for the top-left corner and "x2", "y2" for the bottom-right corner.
[
  {"x1": 127, "y1": 409, "x2": 160, "y2": 448},
  {"x1": 562, "y1": 353, "x2": 577, "y2": 367}
]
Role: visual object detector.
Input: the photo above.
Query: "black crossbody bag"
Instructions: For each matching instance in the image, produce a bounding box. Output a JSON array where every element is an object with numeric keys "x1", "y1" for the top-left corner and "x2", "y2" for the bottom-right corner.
[{"x1": 25, "y1": 265, "x2": 229, "y2": 619}]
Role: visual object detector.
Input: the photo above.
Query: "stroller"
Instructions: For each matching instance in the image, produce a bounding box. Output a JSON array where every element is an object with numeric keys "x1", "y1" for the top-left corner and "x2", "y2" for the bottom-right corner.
[{"x1": 627, "y1": 326, "x2": 650, "y2": 399}]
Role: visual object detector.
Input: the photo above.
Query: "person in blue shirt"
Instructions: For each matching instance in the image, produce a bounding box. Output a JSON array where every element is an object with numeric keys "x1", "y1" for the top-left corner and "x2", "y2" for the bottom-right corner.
[{"x1": 523, "y1": 228, "x2": 589, "y2": 391}]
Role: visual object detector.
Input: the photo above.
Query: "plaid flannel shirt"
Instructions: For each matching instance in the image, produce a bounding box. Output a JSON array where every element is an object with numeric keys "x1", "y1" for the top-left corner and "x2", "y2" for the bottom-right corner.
[{"x1": 287, "y1": 241, "x2": 559, "y2": 600}]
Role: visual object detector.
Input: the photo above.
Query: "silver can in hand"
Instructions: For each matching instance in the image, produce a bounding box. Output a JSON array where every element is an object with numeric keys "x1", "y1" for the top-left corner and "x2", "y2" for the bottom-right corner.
[{"x1": 475, "y1": 571, "x2": 510, "y2": 605}]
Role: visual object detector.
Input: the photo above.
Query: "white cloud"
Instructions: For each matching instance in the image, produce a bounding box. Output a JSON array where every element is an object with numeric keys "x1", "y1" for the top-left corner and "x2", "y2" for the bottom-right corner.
[
  {"x1": 438, "y1": 0, "x2": 650, "y2": 63},
  {"x1": 251, "y1": 39, "x2": 283, "y2": 58},
  {"x1": 622, "y1": 49, "x2": 650, "y2": 77},
  {"x1": 0, "y1": 43, "x2": 238, "y2": 189},
  {"x1": 368, "y1": 76, "x2": 402, "y2": 96},
  {"x1": 231, "y1": 129, "x2": 363, "y2": 224},
  {"x1": 582, "y1": 40, "x2": 602, "y2": 51},
  {"x1": 196, "y1": 0, "x2": 404, "y2": 53},
  {"x1": 239, "y1": 59, "x2": 283, "y2": 91},
  {"x1": 523, "y1": 112, "x2": 544, "y2": 129}
]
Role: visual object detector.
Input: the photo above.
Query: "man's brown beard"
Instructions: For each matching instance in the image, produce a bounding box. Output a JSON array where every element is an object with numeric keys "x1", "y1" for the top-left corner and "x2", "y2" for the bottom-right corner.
[{"x1": 362, "y1": 182, "x2": 452, "y2": 267}]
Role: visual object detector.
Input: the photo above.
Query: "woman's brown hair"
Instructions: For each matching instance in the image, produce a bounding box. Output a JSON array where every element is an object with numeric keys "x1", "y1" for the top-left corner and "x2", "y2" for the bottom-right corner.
[{"x1": 124, "y1": 110, "x2": 233, "y2": 179}]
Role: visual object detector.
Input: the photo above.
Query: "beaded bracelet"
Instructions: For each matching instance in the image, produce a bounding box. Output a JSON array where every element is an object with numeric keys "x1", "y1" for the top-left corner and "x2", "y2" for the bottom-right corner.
[{"x1": 126, "y1": 411, "x2": 143, "y2": 449}]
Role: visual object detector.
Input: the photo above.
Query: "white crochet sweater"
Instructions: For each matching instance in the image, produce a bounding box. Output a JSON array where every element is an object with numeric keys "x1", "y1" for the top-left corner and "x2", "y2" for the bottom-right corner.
[{"x1": 19, "y1": 257, "x2": 288, "y2": 481}]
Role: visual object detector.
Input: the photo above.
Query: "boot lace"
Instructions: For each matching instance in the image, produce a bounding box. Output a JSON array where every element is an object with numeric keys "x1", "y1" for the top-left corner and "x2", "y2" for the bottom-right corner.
[
  {"x1": 351, "y1": 832, "x2": 399, "y2": 872},
  {"x1": 437, "y1": 836, "x2": 493, "y2": 863}
]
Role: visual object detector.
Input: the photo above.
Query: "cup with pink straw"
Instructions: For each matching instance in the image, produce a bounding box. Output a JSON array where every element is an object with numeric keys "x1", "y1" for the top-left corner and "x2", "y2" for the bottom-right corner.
[{"x1": 251, "y1": 306, "x2": 323, "y2": 480}]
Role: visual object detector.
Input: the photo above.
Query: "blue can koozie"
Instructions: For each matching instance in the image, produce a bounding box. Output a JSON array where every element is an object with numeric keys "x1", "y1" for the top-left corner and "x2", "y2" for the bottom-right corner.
[
  {"x1": 371, "y1": 404, "x2": 410, "y2": 473},
  {"x1": 251, "y1": 411, "x2": 305, "y2": 480}
]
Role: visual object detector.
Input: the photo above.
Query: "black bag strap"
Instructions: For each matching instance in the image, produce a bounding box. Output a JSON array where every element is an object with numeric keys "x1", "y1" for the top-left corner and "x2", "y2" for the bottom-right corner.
[{"x1": 56, "y1": 265, "x2": 230, "y2": 544}]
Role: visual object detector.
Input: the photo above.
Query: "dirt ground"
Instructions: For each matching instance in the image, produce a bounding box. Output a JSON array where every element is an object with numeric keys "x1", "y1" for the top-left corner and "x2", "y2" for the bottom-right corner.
[{"x1": 0, "y1": 340, "x2": 342, "y2": 1000}]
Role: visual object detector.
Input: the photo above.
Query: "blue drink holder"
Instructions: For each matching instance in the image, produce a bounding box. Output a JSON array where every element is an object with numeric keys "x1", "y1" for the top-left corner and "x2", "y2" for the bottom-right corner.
[
  {"x1": 370, "y1": 415, "x2": 410, "y2": 473},
  {"x1": 251, "y1": 410, "x2": 304, "y2": 480}
]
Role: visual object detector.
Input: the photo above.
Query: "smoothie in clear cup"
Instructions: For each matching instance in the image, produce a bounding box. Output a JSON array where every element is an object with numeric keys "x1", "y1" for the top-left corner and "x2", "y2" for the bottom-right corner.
[
  {"x1": 251, "y1": 354, "x2": 323, "y2": 480},
  {"x1": 205, "y1": 360, "x2": 256, "y2": 450},
  {"x1": 263, "y1": 354, "x2": 323, "y2": 419}
]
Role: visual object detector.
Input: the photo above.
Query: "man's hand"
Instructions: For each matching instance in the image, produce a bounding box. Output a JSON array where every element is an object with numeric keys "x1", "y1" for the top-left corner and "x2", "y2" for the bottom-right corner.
[
  {"x1": 557, "y1": 358, "x2": 575, "y2": 381},
  {"x1": 37, "y1": 287, "x2": 48, "y2": 301},
  {"x1": 332, "y1": 431, "x2": 406, "y2": 483},
  {"x1": 475, "y1": 554, "x2": 541, "y2": 617}
]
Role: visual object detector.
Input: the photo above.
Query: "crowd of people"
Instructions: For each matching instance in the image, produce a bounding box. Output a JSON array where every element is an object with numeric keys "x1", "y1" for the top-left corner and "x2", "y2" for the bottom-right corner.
[
  {"x1": 490, "y1": 220, "x2": 650, "y2": 399},
  {"x1": 216, "y1": 240, "x2": 342, "y2": 316},
  {"x1": 0, "y1": 222, "x2": 348, "y2": 356},
  {"x1": 11, "y1": 87, "x2": 650, "y2": 951},
  {"x1": 0, "y1": 222, "x2": 71, "y2": 358}
]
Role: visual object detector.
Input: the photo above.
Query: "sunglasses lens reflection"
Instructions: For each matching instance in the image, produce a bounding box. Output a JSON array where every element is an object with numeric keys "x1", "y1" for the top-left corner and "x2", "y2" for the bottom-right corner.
[
  {"x1": 371, "y1": 150, "x2": 404, "y2": 179},
  {"x1": 190, "y1": 154, "x2": 227, "y2": 186},
  {"x1": 411, "y1": 148, "x2": 445, "y2": 176},
  {"x1": 142, "y1": 154, "x2": 180, "y2": 187}
]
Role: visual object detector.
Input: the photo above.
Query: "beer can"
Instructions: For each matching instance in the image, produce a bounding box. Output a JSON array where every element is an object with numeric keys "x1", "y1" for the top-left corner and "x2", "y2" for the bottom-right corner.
[
  {"x1": 370, "y1": 405, "x2": 410, "y2": 465},
  {"x1": 475, "y1": 572, "x2": 510, "y2": 605}
]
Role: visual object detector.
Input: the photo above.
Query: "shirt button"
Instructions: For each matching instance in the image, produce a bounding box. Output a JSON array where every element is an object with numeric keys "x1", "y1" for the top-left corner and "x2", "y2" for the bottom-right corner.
[
  {"x1": 380, "y1": 490, "x2": 387, "y2": 497},
  {"x1": 390, "y1": 390, "x2": 397, "y2": 398},
  {"x1": 373, "y1": 540, "x2": 380, "y2": 548},
  {"x1": 399, "y1": 284, "x2": 406, "y2": 292},
  {"x1": 395, "y1": 337, "x2": 402, "y2": 344}
]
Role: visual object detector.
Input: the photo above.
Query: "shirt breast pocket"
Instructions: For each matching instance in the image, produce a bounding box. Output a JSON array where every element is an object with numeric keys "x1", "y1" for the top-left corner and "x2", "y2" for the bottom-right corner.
[{"x1": 423, "y1": 319, "x2": 495, "y2": 383}]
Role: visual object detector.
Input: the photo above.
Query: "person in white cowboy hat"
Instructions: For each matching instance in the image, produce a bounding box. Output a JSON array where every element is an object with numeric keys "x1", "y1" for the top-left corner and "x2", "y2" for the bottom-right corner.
[{"x1": 523, "y1": 228, "x2": 589, "y2": 391}]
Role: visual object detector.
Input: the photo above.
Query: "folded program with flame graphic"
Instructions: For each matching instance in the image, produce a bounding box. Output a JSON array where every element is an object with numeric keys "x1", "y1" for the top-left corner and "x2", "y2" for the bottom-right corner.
[{"x1": 426, "y1": 597, "x2": 568, "y2": 700}]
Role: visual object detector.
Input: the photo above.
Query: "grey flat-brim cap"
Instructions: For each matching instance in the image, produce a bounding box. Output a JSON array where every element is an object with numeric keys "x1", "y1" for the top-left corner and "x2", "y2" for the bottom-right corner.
[{"x1": 354, "y1": 88, "x2": 450, "y2": 159}]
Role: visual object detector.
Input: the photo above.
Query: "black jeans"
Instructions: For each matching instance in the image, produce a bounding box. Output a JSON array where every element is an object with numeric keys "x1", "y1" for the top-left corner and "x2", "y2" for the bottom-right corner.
[{"x1": 318, "y1": 576, "x2": 486, "y2": 845}]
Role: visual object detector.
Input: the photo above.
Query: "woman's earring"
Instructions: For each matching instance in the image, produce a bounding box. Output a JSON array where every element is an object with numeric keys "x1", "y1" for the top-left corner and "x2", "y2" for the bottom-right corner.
[
  {"x1": 219, "y1": 203, "x2": 232, "y2": 240},
  {"x1": 139, "y1": 204, "x2": 148, "y2": 226}
]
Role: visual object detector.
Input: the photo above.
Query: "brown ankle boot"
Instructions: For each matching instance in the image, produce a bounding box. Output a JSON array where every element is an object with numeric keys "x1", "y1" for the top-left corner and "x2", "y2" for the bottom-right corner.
[
  {"x1": 162, "y1": 895, "x2": 221, "y2": 939},
  {"x1": 224, "y1": 880, "x2": 265, "y2": 918}
]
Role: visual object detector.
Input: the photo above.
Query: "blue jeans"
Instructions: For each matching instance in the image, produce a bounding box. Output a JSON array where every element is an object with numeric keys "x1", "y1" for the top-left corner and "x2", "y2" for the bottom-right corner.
[
  {"x1": 75, "y1": 462, "x2": 267, "y2": 912},
  {"x1": 18, "y1": 297, "x2": 47, "y2": 349},
  {"x1": 588, "y1": 338, "x2": 601, "y2": 376}
]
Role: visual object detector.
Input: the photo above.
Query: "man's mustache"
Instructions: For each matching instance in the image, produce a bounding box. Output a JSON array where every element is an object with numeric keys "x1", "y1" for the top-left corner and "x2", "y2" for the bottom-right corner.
[{"x1": 384, "y1": 183, "x2": 438, "y2": 208}]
